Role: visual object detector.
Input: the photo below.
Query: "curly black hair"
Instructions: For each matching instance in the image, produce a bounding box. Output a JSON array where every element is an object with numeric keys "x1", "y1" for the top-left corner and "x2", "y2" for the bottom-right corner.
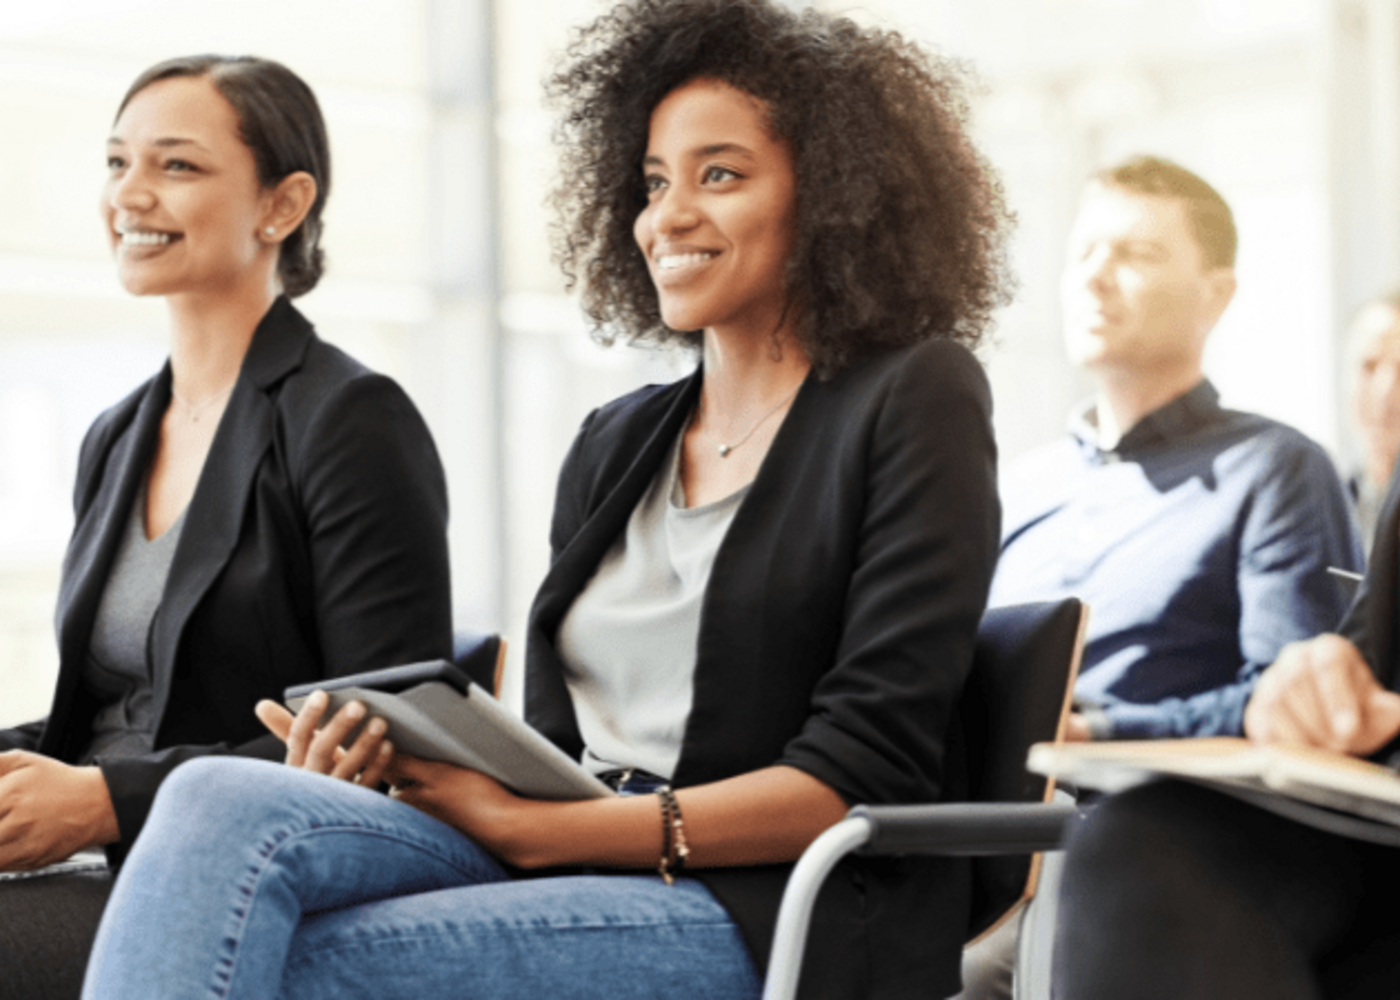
[{"x1": 548, "y1": 0, "x2": 1014, "y2": 377}]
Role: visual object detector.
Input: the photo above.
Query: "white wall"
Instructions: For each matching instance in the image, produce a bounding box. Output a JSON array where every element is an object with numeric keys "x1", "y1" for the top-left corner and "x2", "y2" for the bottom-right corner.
[{"x1": 5, "y1": 0, "x2": 1399, "y2": 723}]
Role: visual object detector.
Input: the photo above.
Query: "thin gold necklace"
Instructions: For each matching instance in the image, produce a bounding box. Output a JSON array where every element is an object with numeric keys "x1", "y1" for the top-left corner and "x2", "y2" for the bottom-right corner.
[
  {"x1": 697, "y1": 384, "x2": 801, "y2": 458},
  {"x1": 171, "y1": 381, "x2": 236, "y2": 423}
]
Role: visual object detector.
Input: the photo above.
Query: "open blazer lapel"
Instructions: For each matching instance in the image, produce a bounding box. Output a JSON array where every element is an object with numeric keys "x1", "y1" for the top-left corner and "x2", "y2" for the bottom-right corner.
[
  {"x1": 47, "y1": 373, "x2": 168, "y2": 756},
  {"x1": 146, "y1": 298, "x2": 311, "y2": 730},
  {"x1": 525, "y1": 371, "x2": 701, "y2": 753}
]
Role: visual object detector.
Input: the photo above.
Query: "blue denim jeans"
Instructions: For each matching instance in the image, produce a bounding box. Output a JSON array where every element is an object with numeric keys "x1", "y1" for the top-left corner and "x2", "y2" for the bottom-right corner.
[{"x1": 81, "y1": 758, "x2": 761, "y2": 1000}]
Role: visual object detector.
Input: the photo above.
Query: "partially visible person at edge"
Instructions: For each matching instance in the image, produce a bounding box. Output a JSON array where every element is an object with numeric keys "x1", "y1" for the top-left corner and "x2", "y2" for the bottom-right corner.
[
  {"x1": 991, "y1": 156, "x2": 1361, "y2": 745},
  {"x1": 79, "y1": 3, "x2": 1010, "y2": 999},
  {"x1": 0, "y1": 55, "x2": 451, "y2": 1000},
  {"x1": 1052, "y1": 471, "x2": 1400, "y2": 998},
  {"x1": 1346, "y1": 290, "x2": 1400, "y2": 553}
]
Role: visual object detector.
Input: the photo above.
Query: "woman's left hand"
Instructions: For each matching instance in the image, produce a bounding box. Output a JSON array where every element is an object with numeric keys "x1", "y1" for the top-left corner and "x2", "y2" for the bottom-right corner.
[
  {"x1": 0, "y1": 751, "x2": 119, "y2": 870},
  {"x1": 387, "y1": 755, "x2": 536, "y2": 863}
]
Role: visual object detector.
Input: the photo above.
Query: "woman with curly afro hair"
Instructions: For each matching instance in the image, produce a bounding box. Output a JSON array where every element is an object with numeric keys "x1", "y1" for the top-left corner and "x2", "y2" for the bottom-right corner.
[
  {"x1": 552, "y1": 0, "x2": 1011, "y2": 374},
  {"x1": 82, "y1": 3, "x2": 1010, "y2": 999}
]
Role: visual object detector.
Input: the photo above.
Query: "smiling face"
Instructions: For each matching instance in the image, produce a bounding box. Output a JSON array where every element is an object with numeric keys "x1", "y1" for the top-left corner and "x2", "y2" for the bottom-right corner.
[
  {"x1": 1060, "y1": 182, "x2": 1235, "y2": 383},
  {"x1": 633, "y1": 77, "x2": 798, "y2": 342},
  {"x1": 102, "y1": 75, "x2": 276, "y2": 302}
]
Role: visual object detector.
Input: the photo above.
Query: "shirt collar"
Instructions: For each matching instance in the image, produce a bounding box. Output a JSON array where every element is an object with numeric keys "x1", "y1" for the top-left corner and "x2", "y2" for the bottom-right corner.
[{"x1": 1069, "y1": 379, "x2": 1220, "y2": 462}]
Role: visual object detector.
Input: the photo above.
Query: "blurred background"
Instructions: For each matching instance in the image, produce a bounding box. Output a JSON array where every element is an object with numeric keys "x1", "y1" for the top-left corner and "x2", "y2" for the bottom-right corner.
[{"x1": 2, "y1": 0, "x2": 1395, "y2": 723}]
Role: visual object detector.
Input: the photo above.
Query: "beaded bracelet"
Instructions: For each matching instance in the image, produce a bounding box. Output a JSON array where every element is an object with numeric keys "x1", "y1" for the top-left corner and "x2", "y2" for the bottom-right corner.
[
  {"x1": 656, "y1": 786, "x2": 690, "y2": 885},
  {"x1": 657, "y1": 788, "x2": 674, "y2": 884}
]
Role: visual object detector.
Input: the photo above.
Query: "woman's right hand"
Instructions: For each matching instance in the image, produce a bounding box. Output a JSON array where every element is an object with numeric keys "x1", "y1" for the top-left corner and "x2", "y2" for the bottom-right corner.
[
  {"x1": 1245, "y1": 634, "x2": 1400, "y2": 755},
  {"x1": 254, "y1": 693, "x2": 395, "y2": 788}
]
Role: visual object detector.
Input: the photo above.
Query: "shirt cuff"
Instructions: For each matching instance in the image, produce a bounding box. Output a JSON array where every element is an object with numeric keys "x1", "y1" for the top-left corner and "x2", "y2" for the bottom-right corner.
[{"x1": 1080, "y1": 705, "x2": 1115, "y2": 740}]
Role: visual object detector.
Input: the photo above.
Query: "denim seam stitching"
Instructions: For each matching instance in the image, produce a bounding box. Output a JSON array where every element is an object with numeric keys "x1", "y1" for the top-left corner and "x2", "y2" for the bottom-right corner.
[
  {"x1": 284, "y1": 912, "x2": 742, "y2": 965},
  {"x1": 211, "y1": 820, "x2": 487, "y2": 998}
]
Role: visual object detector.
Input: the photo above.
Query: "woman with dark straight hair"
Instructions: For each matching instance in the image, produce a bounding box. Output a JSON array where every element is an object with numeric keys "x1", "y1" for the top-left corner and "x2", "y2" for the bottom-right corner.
[
  {"x1": 82, "y1": 4, "x2": 1011, "y2": 998},
  {"x1": 0, "y1": 54, "x2": 452, "y2": 1000}
]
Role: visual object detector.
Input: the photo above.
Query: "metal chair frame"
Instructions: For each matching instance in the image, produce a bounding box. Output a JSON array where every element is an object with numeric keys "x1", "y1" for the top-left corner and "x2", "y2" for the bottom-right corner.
[{"x1": 761, "y1": 599, "x2": 1089, "y2": 1000}]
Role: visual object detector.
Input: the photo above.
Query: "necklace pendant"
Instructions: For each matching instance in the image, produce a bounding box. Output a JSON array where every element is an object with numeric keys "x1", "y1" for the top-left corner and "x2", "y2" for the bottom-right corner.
[{"x1": 717, "y1": 444, "x2": 732, "y2": 458}]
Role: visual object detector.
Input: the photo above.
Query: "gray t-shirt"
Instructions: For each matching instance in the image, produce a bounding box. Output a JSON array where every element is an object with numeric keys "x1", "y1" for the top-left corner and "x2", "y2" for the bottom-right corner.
[
  {"x1": 557, "y1": 430, "x2": 749, "y2": 780},
  {"x1": 80, "y1": 481, "x2": 184, "y2": 764}
]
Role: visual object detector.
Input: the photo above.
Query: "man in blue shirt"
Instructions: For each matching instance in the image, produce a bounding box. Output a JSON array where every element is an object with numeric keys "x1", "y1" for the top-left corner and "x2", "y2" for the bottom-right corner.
[{"x1": 991, "y1": 155, "x2": 1362, "y2": 741}]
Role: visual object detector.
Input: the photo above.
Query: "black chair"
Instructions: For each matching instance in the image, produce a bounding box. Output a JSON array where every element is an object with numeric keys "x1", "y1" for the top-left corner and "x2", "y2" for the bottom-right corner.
[
  {"x1": 452, "y1": 629, "x2": 507, "y2": 695},
  {"x1": 762, "y1": 598, "x2": 1089, "y2": 1000}
]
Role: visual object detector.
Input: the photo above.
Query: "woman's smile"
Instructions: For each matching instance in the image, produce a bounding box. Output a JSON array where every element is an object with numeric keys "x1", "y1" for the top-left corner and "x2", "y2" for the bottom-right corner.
[
  {"x1": 634, "y1": 77, "x2": 797, "y2": 339},
  {"x1": 651, "y1": 246, "x2": 720, "y2": 285},
  {"x1": 114, "y1": 225, "x2": 183, "y2": 262},
  {"x1": 117, "y1": 227, "x2": 179, "y2": 248}
]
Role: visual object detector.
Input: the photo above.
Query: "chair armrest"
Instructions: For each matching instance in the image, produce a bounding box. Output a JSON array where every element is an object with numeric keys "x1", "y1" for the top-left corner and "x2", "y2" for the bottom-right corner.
[
  {"x1": 854, "y1": 801, "x2": 1079, "y2": 856},
  {"x1": 763, "y1": 816, "x2": 874, "y2": 1000},
  {"x1": 762, "y1": 802, "x2": 1080, "y2": 1000}
]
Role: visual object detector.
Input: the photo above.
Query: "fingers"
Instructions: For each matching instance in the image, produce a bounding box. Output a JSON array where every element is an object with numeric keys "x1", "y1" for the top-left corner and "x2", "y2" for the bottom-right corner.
[
  {"x1": 303, "y1": 700, "x2": 367, "y2": 773},
  {"x1": 326, "y1": 716, "x2": 392, "y2": 784},
  {"x1": 385, "y1": 755, "x2": 440, "y2": 809},
  {"x1": 354, "y1": 736, "x2": 396, "y2": 790},
  {"x1": 275, "y1": 691, "x2": 396, "y2": 786},
  {"x1": 255, "y1": 700, "x2": 295, "y2": 743},
  {"x1": 1359, "y1": 689, "x2": 1400, "y2": 756},
  {"x1": 386, "y1": 752, "x2": 430, "y2": 788},
  {"x1": 283, "y1": 691, "x2": 330, "y2": 768},
  {"x1": 1264, "y1": 647, "x2": 1336, "y2": 746},
  {"x1": 1246, "y1": 635, "x2": 1400, "y2": 754},
  {"x1": 1061, "y1": 713, "x2": 1091, "y2": 743},
  {"x1": 0, "y1": 750, "x2": 31, "y2": 776},
  {"x1": 1314, "y1": 647, "x2": 1372, "y2": 743},
  {"x1": 386, "y1": 764, "x2": 448, "y2": 821},
  {"x1": 1247, "y1": 638, "x2": 1344, "y2": 747}
]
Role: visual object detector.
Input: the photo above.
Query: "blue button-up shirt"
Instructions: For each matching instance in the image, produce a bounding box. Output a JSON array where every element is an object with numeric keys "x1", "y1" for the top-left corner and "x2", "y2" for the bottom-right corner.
[{"x1": 990, "y1": 381, "x2": 1363, "y2": 738}]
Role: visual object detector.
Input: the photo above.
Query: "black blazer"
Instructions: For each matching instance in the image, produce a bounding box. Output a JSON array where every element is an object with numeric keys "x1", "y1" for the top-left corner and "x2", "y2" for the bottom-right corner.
[
  {"x1": 524, "y1": 338, "x2": 1000, "y2": 1000},
  {"x1": 1, "y1": 297, "x2": 452, "y2": 863},
  {"x1": 1343, "y1": 460, "x2": 1400, "y2": 699},
  {"x1": 1342, "y1": 478, "x2": 1397, "y2": 686}
]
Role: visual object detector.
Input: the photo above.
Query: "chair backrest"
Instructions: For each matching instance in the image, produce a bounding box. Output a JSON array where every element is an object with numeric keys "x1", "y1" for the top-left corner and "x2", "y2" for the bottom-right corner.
[
  {"x1": 956, "y1": 598, "x2": 1087, "y2": 939},
  {"x1": 452, "y1": 629, "x2": 508, "y2": 696}
]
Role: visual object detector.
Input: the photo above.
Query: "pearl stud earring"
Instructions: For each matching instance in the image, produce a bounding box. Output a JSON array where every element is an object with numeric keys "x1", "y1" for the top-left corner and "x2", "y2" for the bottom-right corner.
[{"x1": 264, "y1": 227, "x2": 276, "y2": 237}]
